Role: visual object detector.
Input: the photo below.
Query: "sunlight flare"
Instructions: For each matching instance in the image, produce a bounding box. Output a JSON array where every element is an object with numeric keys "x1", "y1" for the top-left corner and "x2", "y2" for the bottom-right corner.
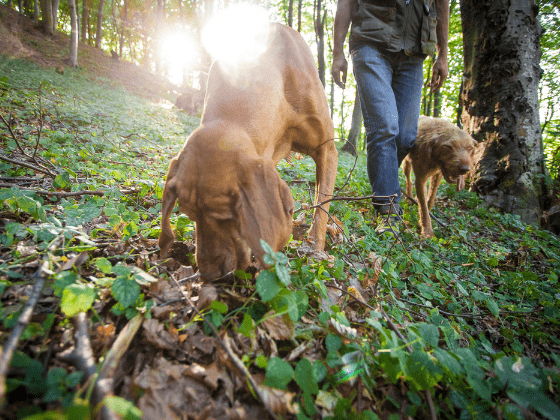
[
  {"x1": 160, "y1": 28, "x2": 199, "y2": 85},
  {"x1": 201, "y1": 3, "x2": 271, "y2": 67}
]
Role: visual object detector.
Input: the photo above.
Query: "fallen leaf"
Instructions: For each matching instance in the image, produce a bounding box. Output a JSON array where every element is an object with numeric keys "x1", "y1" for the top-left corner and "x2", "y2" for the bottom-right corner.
[{"x1": 261, "y1": 310, "x2": 295, "y2": 340}]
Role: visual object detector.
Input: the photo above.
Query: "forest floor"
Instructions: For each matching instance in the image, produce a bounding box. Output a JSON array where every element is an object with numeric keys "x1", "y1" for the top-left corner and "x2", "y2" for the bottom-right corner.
[{"x1": 1, "y1": 5, "x2": 560, "y2": 420}]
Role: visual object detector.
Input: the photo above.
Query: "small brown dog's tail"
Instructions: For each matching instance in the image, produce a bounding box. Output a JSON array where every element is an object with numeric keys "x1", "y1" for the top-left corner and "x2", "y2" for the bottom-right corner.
[{"x1": 159, "y1": 159, "x2": 179, "y2": 258}]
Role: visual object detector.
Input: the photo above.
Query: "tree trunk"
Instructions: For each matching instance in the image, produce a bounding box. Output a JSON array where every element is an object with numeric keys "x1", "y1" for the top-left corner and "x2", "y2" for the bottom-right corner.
[
  {"x1": 34, "y1": 0, "x2": 39, "y2": 23},
  {"x1": 68, "y1": 0, "x2": 79, "y2": 67},
  {"x1": 119, "y1": 0, "x2": 128, "y2": 57},
  {"x1": 7, "y1": 0, "x2": 12, "y2": 9},
  {"x1": 456, "y1": 80, "x2": 463, "y2": 128},
  {"x1": 40, "y1": 0, "x2": 53, "y2": 35},
  {"x1": 18, "y1": 0, "x2": 23, "y2": 13},
  {"x1": 288, "y1": 0, "x2": 293, "y2": 28},
  {"x1": 51, "y1": 0, "x2": 59, "y2": 33},
  {"x1": 297, "y1": 0, "x2": 302, "y2": 32},
  {"x1": 341, "y1": 89, "x2": 362, "y2": 156},
  {"x1": 433, "y1": 88, "x2": 441, "y2": 118},
  {"x1": 460, "y1": 0, "x2": 545, "y2": 224},
  {"x1": 314, "y1": 0, "x2": 326, "y2": 86},
  {"x1": 81, "y1": 0, "x2": 88, "y2": 42},
  {"x1": 95, "y1": 0, "x2": 104, "y2": 48}
]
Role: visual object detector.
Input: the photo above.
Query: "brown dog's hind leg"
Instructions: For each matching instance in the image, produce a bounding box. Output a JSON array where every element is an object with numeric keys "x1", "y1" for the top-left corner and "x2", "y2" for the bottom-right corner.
[{"x1": 307, "y1": 140, "x2": 338, "y2": 251}]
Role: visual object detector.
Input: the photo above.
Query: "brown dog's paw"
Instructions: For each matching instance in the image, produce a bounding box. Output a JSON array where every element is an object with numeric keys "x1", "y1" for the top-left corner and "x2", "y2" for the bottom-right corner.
[{"x1": 421, "y1": 230, "x2": 435, "y2": 239}]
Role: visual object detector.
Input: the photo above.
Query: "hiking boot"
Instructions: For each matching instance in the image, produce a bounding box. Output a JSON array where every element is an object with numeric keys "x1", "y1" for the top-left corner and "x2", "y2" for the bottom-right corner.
[{"x1": 374, "y1": 204, "x2": 403, "y2": 237}]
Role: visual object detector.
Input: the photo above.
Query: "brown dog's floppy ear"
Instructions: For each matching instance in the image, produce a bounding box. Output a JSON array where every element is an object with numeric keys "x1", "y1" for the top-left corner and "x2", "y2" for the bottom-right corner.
[{"x1": 236, "y1": 157, "x2": 294, "y2": 264}]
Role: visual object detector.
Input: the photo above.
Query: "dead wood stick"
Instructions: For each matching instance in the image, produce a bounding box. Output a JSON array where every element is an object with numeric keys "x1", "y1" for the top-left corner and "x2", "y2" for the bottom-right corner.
[
  {"x1": 0, "y1": 183, "x2": 139, "y2": 198},
  {"x1": 60, "y1": 313, "x2": 142, "y2": 420},
  {"x1": 169, "y1": 275, "x2": 280, "y2": 420},
  {"x1": 0, "y1": 114, "x2": 27, "y2": 156},
  {"x1": 0, "y1": 236, "x2": 62, "y2": 407},
  {"x1": 0, "y1": 154, "x2": 55, "y2": 177},
  {"x1": 325, "y1": 284, "x2": 438, "y2": 420}
]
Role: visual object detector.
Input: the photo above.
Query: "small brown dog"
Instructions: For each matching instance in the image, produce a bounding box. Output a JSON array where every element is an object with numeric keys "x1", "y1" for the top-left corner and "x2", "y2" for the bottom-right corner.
[
  {"x1": 159, "y1": 23, "x2": 338, "y2": 280},
  {"x1": 403, "y1": 116, "x2": 477, "y2": 238}
]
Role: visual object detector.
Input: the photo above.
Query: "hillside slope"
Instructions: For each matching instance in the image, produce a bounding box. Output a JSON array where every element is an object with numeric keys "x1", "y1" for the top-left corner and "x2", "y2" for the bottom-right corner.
[{"x1": 0, "y1": 4, "x2": 176, "y2": 102}]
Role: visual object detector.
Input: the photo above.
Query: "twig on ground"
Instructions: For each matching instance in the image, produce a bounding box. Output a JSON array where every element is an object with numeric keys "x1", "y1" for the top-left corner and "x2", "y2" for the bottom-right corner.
[
  {"x1": 0, "y1": 154, "x2": 56, "y2": 177},
  {"x1": 0, "y1": 236, "x2": 62, "y2": 407},
  {"x1": 0, "y1": 183, "x2": 139, "y2": 197},
  {"x1": 169, "y1": 274, "x2": 280, "y2": 420},
  {"x1": 0, "y1": 114, "x2": 27, "y2": 155}
]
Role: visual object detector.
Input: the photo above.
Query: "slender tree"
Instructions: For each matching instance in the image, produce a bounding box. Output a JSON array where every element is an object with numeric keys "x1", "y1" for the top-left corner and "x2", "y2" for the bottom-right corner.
[
  {"x1": 68, "y1": 0, "x2": 79, "y2": 67},
  {"x1": 314, "y1": 0, "x2": 326, "y2": 86},
  {"x1": 288, "y1": 0, "x2": 293, "y2": 27},
  {"x1": 341, "y1": 90, "x2": 362, "y2": 156},
  {"x1": 460, "y1": 0, "x2": 545, "y2": 224},
  {"x1": 39, "y1": 0, "x2": 54, "y2": 35},
  {"x1": 81, "y1": 0, "x2": 88, "y2": 42},
  {"x1": 95, "y1": 0, "x2": 104, "y2": 48}
]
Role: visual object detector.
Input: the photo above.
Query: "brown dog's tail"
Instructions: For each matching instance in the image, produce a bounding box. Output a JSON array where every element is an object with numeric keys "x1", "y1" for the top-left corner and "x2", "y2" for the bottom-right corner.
[{"x1": 159, "y1": 159, "x2": 179, "y2": 258}]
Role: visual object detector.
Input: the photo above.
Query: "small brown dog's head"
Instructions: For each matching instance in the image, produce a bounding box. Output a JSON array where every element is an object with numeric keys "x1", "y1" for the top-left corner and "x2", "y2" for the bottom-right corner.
[
  {"x1": 430, "y1": 125, "x2": 478, "y2": 187},
  {"x1": 160, "y1": 127, "x2": 294, "y2": 281}
]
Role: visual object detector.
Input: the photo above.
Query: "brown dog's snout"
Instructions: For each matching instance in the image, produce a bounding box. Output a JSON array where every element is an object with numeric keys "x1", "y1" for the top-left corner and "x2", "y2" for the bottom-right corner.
[{"x1": 458, "y1": 164, "x2": 471, "y2": 175}]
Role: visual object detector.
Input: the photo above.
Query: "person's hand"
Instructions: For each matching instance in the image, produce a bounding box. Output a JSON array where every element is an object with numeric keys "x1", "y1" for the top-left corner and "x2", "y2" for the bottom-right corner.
[
  {"x1": 430, "y1": 55, "x2": 448, "y2": 92},
  {"x1": 332, "y1": 51, "x2": 348, "y2": 89}
]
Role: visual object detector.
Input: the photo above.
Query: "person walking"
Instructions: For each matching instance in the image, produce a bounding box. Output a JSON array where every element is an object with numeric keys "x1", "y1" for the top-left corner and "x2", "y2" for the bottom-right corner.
[{"x1": 332, "y1": 0, "x2": 449, "y2": 235}]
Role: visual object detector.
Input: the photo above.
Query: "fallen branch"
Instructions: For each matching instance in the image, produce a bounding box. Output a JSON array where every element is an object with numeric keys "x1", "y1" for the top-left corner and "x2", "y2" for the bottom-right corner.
[
  {"x1": 0, "y1": 154, "x2": 56, "y2": 177},
  {"x1": 0, "y1": 183, "x2": 140, "y2": 197},
  {"x1": 60, "y1": 313, "x2": 143, "y2": 420},
  {"x1": 169, "y1": 275, "x2": 280, "y2": 420},
  {"x1": 0, "y1": 114, "x2": 27, "y2": 156},
  {"x1": 326, "y1": 283, "x2": 438, "y2": 420},
  {"x1": 0, "y1": 236, "x2": 62, "y2": 407}
]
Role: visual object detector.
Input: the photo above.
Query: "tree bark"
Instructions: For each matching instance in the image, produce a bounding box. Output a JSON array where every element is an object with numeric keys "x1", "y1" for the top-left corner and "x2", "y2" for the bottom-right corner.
[
  {"x1": 81, "y1": 0, "x2": 88, "y2": 42},
  {"x1": 297, "y1": 0, "x2": 302, "y2": 32},
  {"x1": 34, "y1": 0, "x2": 39, "y2": 23},
  {"x1": 288, "y1": 0, "x2": 293, "y2": 28},
  {"x1": 460, "y1": 0, "x2": 545, "y2": 224},
  {"x1": 51, "y1": 0, "x2": 59, "y2": 33},
  {"x1": 314, "y1": 0, "x2": 326, "y2": 86},
  {"x1": 95, "y1": 0, "x2": 104, "y2": 48},
  {"x1": 39, "y1": 0, "x2": 53, "y2": 35},
  {"x1": 68, "y1": 0, "x2": 79, "y2": 67},
  {"x1": 118, "y1": 0, "x2": 128, "y2": 57},
  {"x1": 341, "y1": 89, "x2": 362, "y2": 156}
]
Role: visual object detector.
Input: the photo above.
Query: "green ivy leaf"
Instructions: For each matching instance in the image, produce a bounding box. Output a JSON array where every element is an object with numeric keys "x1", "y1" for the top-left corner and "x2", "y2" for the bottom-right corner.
[
  {"x1": 295, "y1": 358, "x2": 319, "y2": 394},
  {"x1": 95, "y1": 257, "x2": 113, "y2": 274},
  {"x1": 238, "y1": 313, "x2": 255, "y2": 338},
  {"x1": 210, "y1": 301, "x2": 228, "y2": 314},
  {"x1": 264, "y1": 357, "x2": 293, "y2": 390},
  {"x1": 256, "y1": 270, "x2": 281, "y2": 302},
  {"x1": 112, "y1": 265, "x2": 131, "y2": 277},
  {"x1": 260, "y1": 239, "x2": 275, "y2": 256},
  {"x1": 275, "y1": 263, "x2": 291, "y2": 286},
  {"x1": 486, "y1": 298, "x2": 500, "y2": 317},
  {"x1": 61, "y1": 284, "x2": 96, "y2": 317},
  {"x1": 102, "y1": 396, "x2": 143, "y2": 420},
  {"x1": 112, "y1": 277, "x2": 140, "y2": 308},
  {"x1": 325, "y1": 334, "x2": 342, "y2": 352}
]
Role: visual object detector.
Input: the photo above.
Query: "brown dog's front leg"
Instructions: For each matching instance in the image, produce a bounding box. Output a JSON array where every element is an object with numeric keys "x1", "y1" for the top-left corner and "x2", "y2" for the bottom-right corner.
[
  {"x1": 415, "y1": 177, "x2": 434, "y2": 238},
  {"x1": 427, "y1": 173, "x2": 442, "y2": 211}
]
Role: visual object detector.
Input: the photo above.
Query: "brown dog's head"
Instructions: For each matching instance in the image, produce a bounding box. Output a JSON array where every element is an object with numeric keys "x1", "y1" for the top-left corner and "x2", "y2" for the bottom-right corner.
[
  {"x1": 161, "y1": 126, "x2": 294, "y2": 281},
  {"x1": 429, "y1": 123, "x2": 478, "y2": 186}
]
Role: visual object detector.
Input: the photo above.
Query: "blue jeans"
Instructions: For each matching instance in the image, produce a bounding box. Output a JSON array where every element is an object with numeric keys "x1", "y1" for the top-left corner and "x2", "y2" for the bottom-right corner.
[{"x1": 351, "y1": 43, "x2": 425, "y2": 212}]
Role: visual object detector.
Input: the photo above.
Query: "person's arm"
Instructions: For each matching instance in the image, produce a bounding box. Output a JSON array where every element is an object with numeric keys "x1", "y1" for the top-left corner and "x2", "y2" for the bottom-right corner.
[
  {"x1": 430, "y1": 0, "x2": 449, "y2": 92},
  {"x1": 332, "y1": 0, "x2": 355, "y2": 88}
]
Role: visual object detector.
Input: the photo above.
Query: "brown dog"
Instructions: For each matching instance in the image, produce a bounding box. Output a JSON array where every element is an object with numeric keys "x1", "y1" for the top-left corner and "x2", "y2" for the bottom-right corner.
[
  {"x1": 403, "y1": 116, "x2": 477, "y2": 238},
  {"x1": 159, "y1": 23, "x2": 338, "y2": 280}
]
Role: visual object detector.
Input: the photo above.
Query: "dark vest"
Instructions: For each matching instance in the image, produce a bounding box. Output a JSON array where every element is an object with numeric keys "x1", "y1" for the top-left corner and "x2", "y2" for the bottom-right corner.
[{"x1": 350, "y1": 0, "x2": 437, "y2": 57}]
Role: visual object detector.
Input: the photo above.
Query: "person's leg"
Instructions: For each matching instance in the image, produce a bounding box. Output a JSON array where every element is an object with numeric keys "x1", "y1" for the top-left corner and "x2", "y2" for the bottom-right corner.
[
  {"x1": 392, "y1": 54, "x2": 425, "y2": 168},
  {"x1": 351, "y1": 44, "x2": 401, "y2": 214}
]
